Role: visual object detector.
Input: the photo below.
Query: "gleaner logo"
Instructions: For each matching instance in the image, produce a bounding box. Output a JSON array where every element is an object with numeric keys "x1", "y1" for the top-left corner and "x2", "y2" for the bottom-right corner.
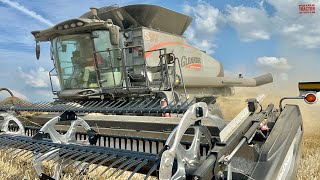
[
  {"x1": 181, "y1": 56, "x2": 201, "y2": 69},
  {"x1": 299, "y1": 4, "x2": 316, "y2": 14}
]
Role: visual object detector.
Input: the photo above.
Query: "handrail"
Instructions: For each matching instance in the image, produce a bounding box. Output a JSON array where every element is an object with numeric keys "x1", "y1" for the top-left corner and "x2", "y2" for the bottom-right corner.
[
  {"x1": 176, "y1": 57, "x2": 187, "y2": 98},
  {"x1": 91, "y1": 46, "x2": 181, "y2": 96},
  {"x1": 122, "y1": 45, "x2": 149, "y2": 89}
]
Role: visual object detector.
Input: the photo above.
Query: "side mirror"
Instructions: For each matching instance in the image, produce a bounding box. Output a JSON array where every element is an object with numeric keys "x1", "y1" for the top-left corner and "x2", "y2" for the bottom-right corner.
[
  {"x1": 36, "y1": 42, "x2": 40, "y2": 60},
  {"x1": 104, "y1": 19, "x2": 120, "y2": 46},
  {"x1": 109, "y1": 25, "x2": 120, "y2": 46},
  {"x1": 50, "y1": 42, "x2": 54, "y2": 60}
]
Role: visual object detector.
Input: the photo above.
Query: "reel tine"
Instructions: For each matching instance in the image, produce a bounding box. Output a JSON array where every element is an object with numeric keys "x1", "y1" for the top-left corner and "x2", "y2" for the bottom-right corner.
[
  {"x1": 19, "y1": 144, "x2": 40, "y2": 157},
  {"x1": 127, "y1": 159, "x2": 149, "y2": 180},
  {"x1": 64, "y1": 151, "x2": 93, "y2": 168},
  {"x1": 108, "y1": 157, "x2": 137, "y2": 178},
  {"x1": 33, "y1": 145, "x2": 53, "y2": 155},
  {"x1": 0, "y1": 140, "x2": 15, "y2": 154},
  {"x1": 73, "y1": 153, "x2": 101, "y2": 169},
  {"x1": 36, "y1": 148, "x2": 61, "y2": 164},
  {"x1": 59, "y1": 150, "x2": 84, "y2": 164},
  {"x1": 25, "y1": 145, "x2": 48, "y2": 159},
  {"x1": 79, "y1": 154, "x2": 109, "y2": 173},
  {"x1": 41, "y1": 148, "x2": 69, "y2": 162},
  {"x1": 27, "y1": 143, "x2": 47, "y2": 154},
  {"x1": 88, "y1": 154, "x2": 117, "y2": 173},
  {"x1": 11, "y1": 143, "x2": 36, "y2": 157},
  {"x1": 26, "y1": 144, "x2": 51, "y2": 158},
  {"x1": 116, "y1": 158, "x2": 142, "y2": 178},
  {"x1": 0, "y1": 139, "x2": 11, "y2": 147},
  {"x1": 52, "y1": 152, "x2": 70, "y2": 164},
  {"x1": 8, "y1": 141, "x2": 33, "y2": 154},
  {"x1": 12, "y1": 148, "x2": 26, "y2": 157},
  {"x1": 24, "y1": 146, "x2": 43, "y2": 159},
  {"x1": 19, "y1": 150, "x2": 33, "y2": 158},
  {"x1": 99, "y1": 156, "x2": 127, "y2": 176},
  {"x1": 144, "y1": 161, "x2": 160, "y2": 180},
  {"x1": 34, "y1": 147, "x2": 60, "y2": 161},
  {"x1": 6, "y1": 142, "x2": 24, "y2": 152},
  {"x1": 52, "y1": 149, "x2": 76, "y2": 164},
  {"x1": 65, "y1": 152, "x2": 84, "y2": 168}
]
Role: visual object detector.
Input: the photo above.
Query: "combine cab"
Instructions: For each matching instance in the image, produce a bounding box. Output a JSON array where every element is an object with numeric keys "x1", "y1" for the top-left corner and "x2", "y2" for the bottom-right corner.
[{"x1": 0, "y1": 4, "x2": 315, "y2": 180}]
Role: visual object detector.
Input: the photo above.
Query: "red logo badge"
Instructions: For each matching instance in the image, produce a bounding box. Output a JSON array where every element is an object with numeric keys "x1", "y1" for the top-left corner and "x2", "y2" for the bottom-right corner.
[
  {"x1": 181, "y1": 56, "x2": 202, "y2": 70},
  {"x1": 299, "y1": 4, "x2": 316, "y2": 14}
]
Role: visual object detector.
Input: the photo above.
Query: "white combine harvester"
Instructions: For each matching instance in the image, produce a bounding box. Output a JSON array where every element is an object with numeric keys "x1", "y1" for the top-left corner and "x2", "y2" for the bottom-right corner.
[{"x1": 0, "y1": 4, "x2": 318, "y2": 180}]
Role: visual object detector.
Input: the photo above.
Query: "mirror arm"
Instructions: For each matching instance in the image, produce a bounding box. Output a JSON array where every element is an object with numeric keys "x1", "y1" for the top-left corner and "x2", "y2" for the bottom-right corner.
[{"x1": 36, "y1": 41, "x2": 41, "y2": 60}]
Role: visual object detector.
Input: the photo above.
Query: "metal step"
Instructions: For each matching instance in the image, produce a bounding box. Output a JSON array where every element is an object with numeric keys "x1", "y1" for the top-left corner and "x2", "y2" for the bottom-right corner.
[{"x1": 149, "y1": 80, "x2": 162, "y2": 85}]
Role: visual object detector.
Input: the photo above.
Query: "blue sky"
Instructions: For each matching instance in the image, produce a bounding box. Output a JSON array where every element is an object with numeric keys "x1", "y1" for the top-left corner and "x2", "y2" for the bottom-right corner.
[{"x1": 0, "y1": 0, "x2": 319, "y2": 101}]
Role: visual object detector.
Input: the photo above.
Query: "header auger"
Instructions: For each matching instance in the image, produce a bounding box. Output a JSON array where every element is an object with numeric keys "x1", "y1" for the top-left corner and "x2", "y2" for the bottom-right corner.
[{"x1": 0, "y1": 4, "x2": 317, "y2": 180}]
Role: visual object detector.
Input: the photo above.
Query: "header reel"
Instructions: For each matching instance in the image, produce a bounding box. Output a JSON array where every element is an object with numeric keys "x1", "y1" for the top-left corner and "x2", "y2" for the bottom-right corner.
[{"x1": 0, "y1": 82, "x2": 317, "y2": 180}]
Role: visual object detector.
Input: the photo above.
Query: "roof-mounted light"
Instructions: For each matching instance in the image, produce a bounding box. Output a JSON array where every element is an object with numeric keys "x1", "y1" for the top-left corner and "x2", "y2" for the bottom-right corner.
[
  {"x1": 70, "y1": 23, "x2": 76, "y2": 28},
  {"x1": 76, "y1": 21, "x2": 84, "y2": 26},
  {"x1": 63, "y1": 24, "x2": 69, "y2": 29},
  {"x1": 55, "y1": 20, "x2": 86, "y2": 31}
]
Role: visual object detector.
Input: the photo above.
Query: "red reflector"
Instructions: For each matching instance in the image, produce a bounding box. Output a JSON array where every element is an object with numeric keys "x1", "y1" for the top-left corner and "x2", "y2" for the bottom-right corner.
[{"x1": 304, "y1": 93, "x2": 317, "y2": 104}]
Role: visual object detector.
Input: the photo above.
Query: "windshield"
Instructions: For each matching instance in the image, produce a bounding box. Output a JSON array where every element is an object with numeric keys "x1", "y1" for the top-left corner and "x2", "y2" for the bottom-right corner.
[
  {"x1": 53, "y1": 31, "x2": 123, "y2": 91},
  {"x1": 53, "y1": 34, "x2": 98, "y2": 90}
]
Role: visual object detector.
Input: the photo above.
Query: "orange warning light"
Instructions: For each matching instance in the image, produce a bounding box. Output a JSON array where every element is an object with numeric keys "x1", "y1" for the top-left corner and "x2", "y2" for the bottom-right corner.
[{"x1": 304, "y1": 93, "x2": 317, "y2": 104}]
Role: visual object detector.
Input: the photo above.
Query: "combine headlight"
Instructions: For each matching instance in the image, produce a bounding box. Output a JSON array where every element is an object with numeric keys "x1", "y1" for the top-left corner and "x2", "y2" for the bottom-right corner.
[
  {"x1": 70, "y1": 23, "x2": 76, "y2": 28},
  {"x1": 63, "y1": 24, "x2": 69, "y2": 29},
  {"x1": 57, "y1": 26, "x2": 63, "y2": 30},
  {"x1": 76, "y1": 21, "x2": 84, "y2": 26}
]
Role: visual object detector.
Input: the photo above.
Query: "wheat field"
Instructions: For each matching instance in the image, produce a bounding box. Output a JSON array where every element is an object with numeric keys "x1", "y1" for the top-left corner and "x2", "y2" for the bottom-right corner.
[
  {"x1": 0, "y1": 87, "x2": 319, "y2": 179},
  {"x1": 0, "y1": 150, "x2": 150, "y2": 180}
]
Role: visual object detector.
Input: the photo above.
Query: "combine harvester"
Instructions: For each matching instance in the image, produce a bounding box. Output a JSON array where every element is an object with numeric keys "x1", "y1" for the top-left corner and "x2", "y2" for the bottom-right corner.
[{"x1": 0, "y1": 4, "x2": 318, "y2": 180}]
